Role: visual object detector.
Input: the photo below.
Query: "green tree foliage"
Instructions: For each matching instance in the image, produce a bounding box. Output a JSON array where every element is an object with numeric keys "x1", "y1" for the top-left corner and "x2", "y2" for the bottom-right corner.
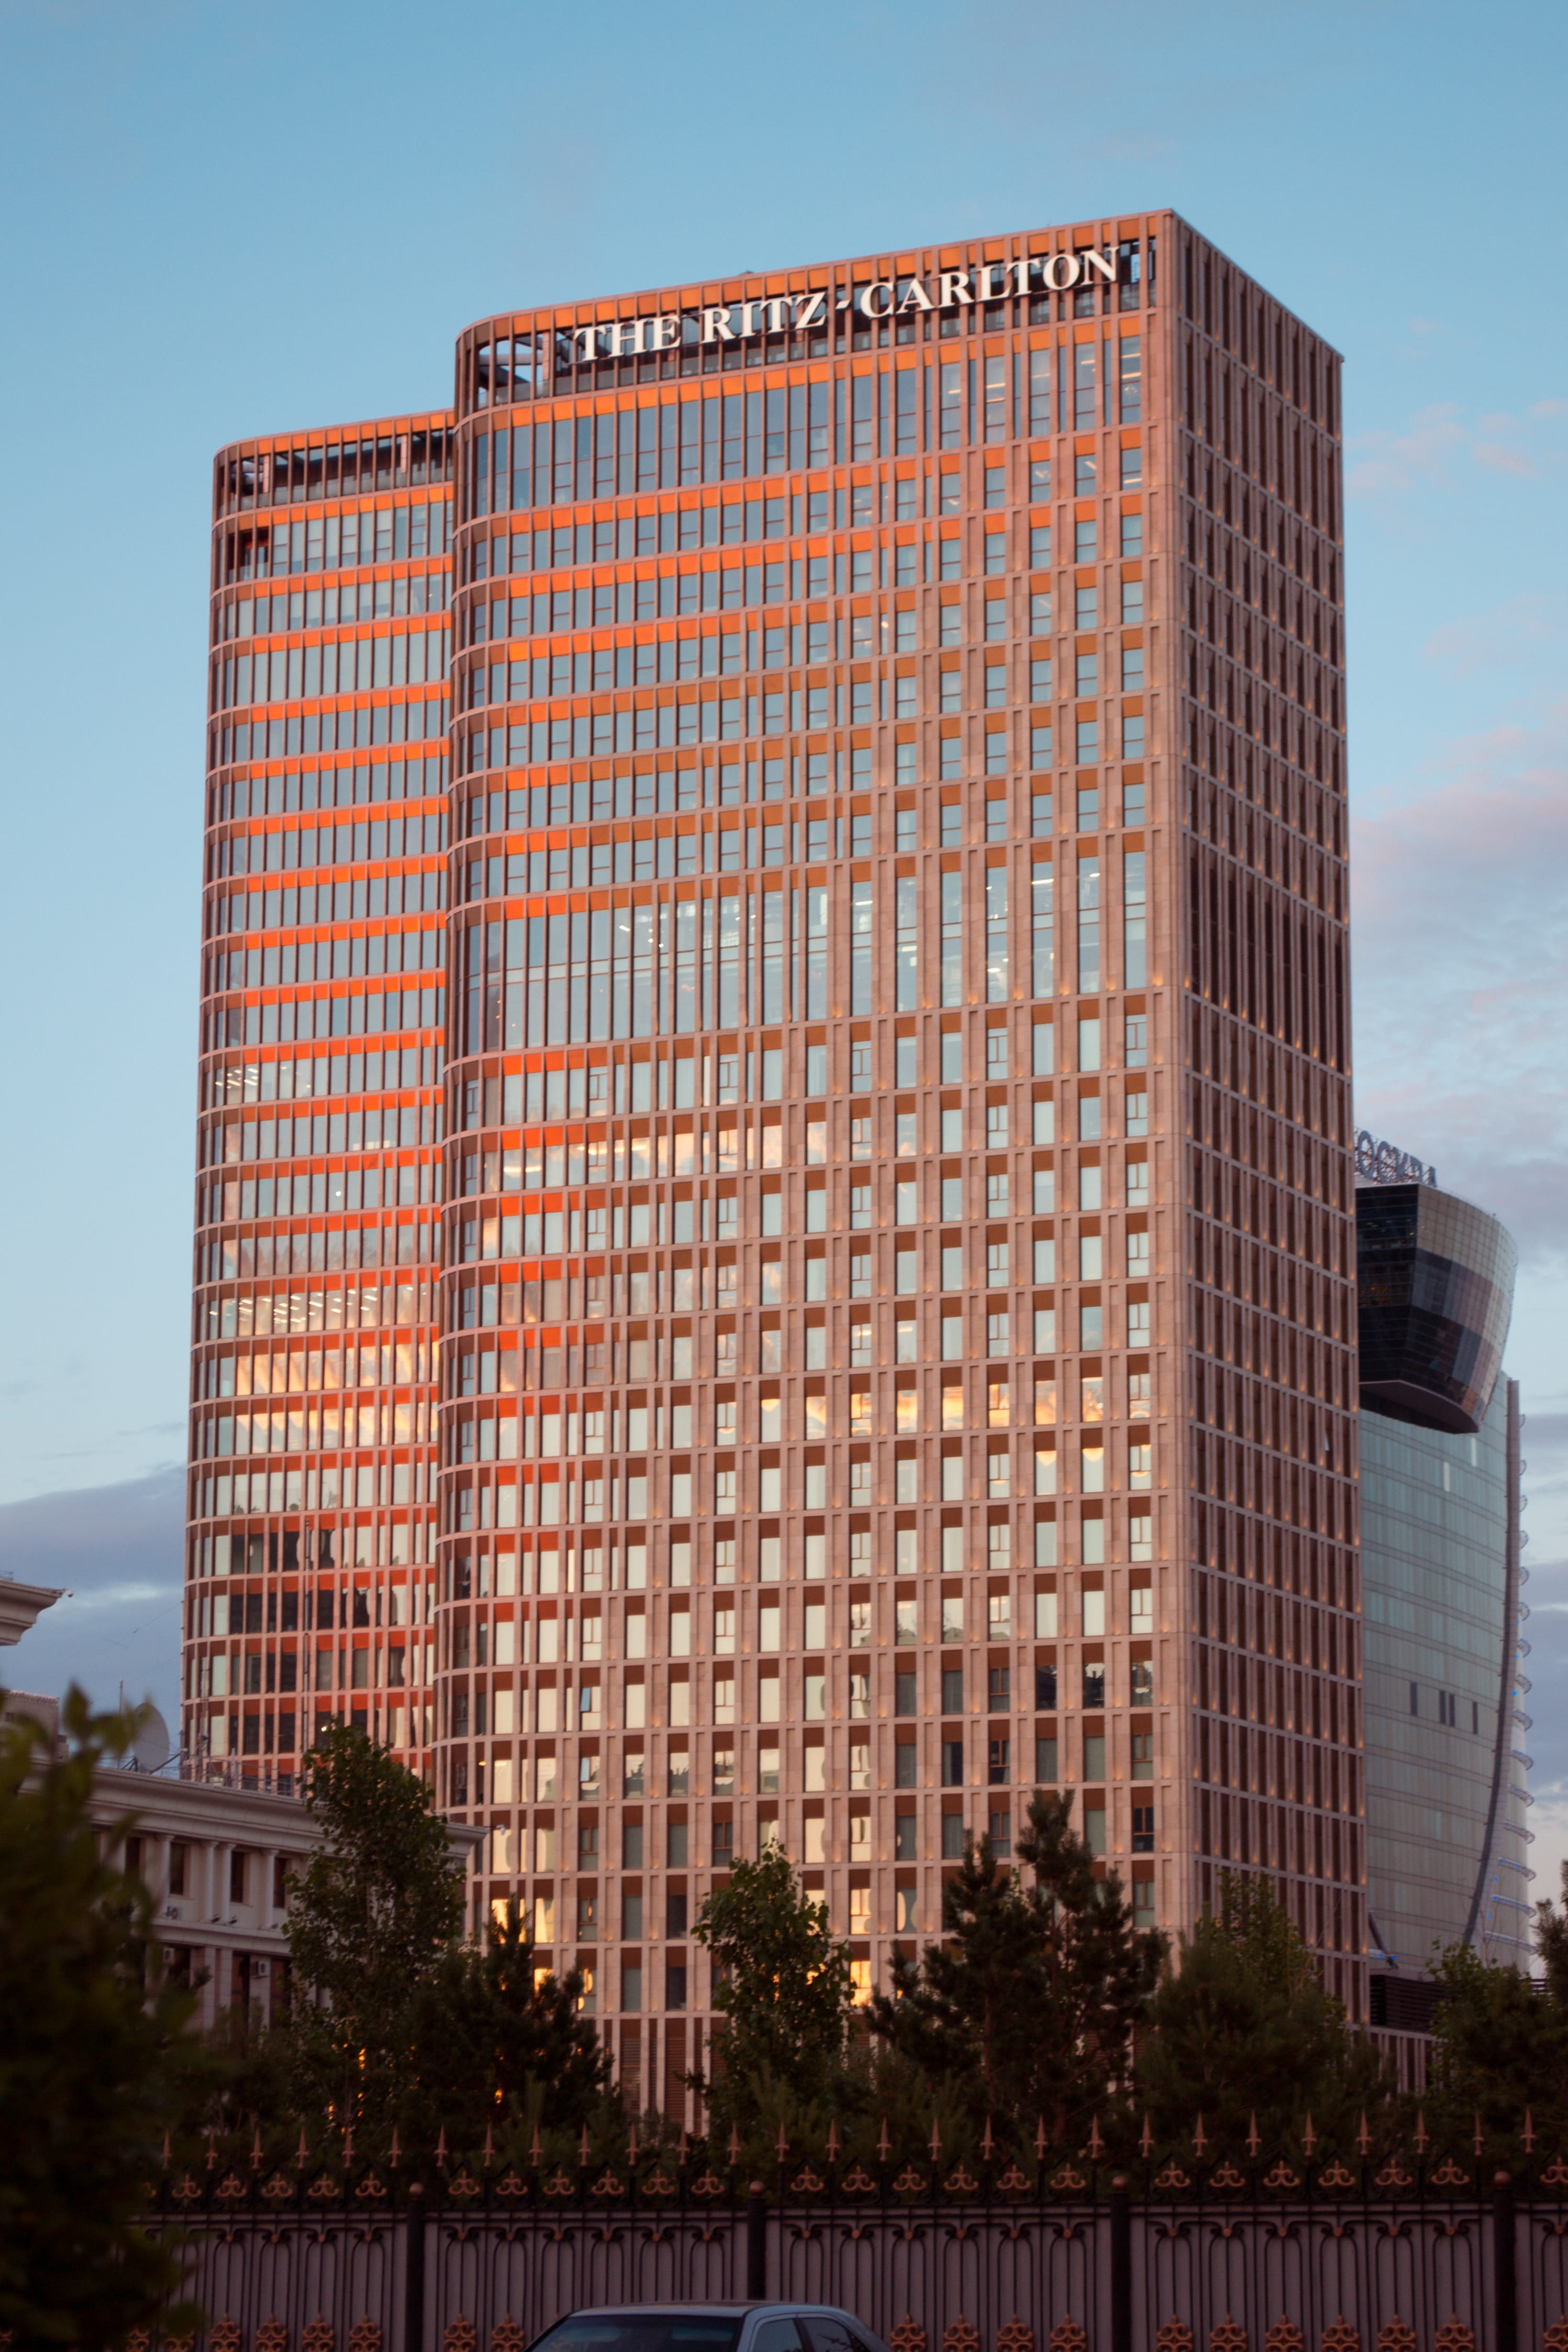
[
  {"x1": 1136, "y1": 1874, "x2": 1387, "y2": 2153},
  {"x1": 1425, "y1": 1864, "x2": 1568, "y2": 2141},
  {"x1": 0, "y1": 1688, "x2": 209, "y2": 2350},
  {"x1": 400, "y1": 1902, "x2": 611, "y2": 2152},
  {"x1": 283, "y1": 1725, "x2": 465, "y2": 2134},
  {"x1": 693, "y1": 1847, "x2": 856, "y2": 2139},
  {"x1": 869, "y1": 1791, "x2": 1164, "y2": 2140}
]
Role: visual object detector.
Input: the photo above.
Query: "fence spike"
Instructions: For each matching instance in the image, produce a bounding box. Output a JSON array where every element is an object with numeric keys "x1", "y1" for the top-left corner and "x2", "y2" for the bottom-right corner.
[
  {"x1": 1414, "y1": 2108, "x2": 1429, "y2": 2156},
  {"x1": 250, "y1": 2127, "x2": 264, "y2": 2172},
  {"x1": 1525, "y1": 2110, "x2": 1537, "y2": 2153},
  {"x1": 206, "y1": 2126, "x2": 219, "y2": 2171},
  {"x1": 530, "y1": 2126, "x2": 543, "y2": 2169},
  {"x1": 1474, "y1": 2112, "x2": 1485, "y2": 2158},
  {"x1": 436, "y1": 2129, "x2": 448, "y2": 2170},
  {"x1": 1357, "y1": 2113, "x2": 1371, "y2": 2157},
  {"x1": 1140, "y1": 2115, "x2": 1154, "y2": 2160},
  {"x1": 161, "y1": 2129, "x2": 173, "y2": 2175},
  {"x1": 1193, "y1": 2115, "x2": 1207, "y2": 2158},
  {"x1": 483, "y1": 2125, "x2": 495, "y2": 2169},
  {"x1": 929, "y1": 2120, "x2": 942, "y2": 2163},
  {"x1": 981, "y1": 2119, "x2": 995, "y2": 2163},
  {"x1": 579, "y1": 2125, "x2": 591, "y2": 2169},
  {"x1": 296, "y1": 2126, "x2": 310, "y2": 2173},
  {"x1": 777, "y1": 2122, "x2": 790, "y2": 2162},
  {"x1": 1089, "y1": 2116, "x2": 1105, "y2": 2160},
  {"x1": 389, "y1": 2130, "x2": 401, "y2": 2170},
  {"x1": 343, "y1": 2127, "x2": 354, "y2": 2173},
  {"x1": 729, "y1": 2125, "x2": 742, "y2": 2167},
  {"x1": 1302, "y1": 2115, "x2": 1317, "y2": 2156},
  {"x1": 628, "y1": 2125, "x2": 640, "y2": 2166},
  {"x1": 1246, "y1": 2113, "x2": 1260, "y2": 2158},
  {"x1": 827, "y1": 2120, "x2": 841, "y2": 2163},
  {"x1": 1036, "y1": 2117, "x2": 1048, "y2": 2160},
  {"x1": 878, "y1": 2117, "x2": 892, "y2": 2163}
]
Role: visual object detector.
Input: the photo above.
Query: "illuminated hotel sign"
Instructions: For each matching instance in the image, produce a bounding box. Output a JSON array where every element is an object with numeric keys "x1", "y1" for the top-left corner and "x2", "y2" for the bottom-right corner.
[{"x1": 566, "y1": 247, "x2": 1120, "y2": 366}]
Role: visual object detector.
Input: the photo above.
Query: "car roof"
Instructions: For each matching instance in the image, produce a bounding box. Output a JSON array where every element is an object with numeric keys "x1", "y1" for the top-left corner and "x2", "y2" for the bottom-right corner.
[{"x1": 554, "y1": 2310, "x2": 858, "y2": 2321}]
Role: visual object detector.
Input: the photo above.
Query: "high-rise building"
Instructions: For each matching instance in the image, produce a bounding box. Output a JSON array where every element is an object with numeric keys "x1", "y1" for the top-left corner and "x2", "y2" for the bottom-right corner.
[
  {"x1": 187, "y1": 420, "x2": 454, "y2": 1779},
  {"x1": 187, "y1": 213, "x2": 1364, "y2": 2111},
  {"x1": 1354, "y1": 1145, "x2": 1531, "y2": 2011}
]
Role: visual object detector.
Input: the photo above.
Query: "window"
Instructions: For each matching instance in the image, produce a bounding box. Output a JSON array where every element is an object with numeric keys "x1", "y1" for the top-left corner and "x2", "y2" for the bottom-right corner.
[
  {"x1": 941, "y1": 1667, "x2": 964, "y2": 1714},
  {"x1": 941, "y1": 1813, "x2": 965, "y2": 1859},
  {"x1": 988, "y1": 1737, "x2": 1010, "y2": 1785},
  {"x1": 1132, "y1": 1732, "x2": 1154, "y2": 1781},
  {"x1": 941, "y1": 1739, "x2": 963, "y2": 1787},
  {"x1": 1120, "y1": 512, "x2": 1143, "y2": 558},
  {"x1": 1132, "y1": 1804, "x2": 1155, "y2": 1854}
]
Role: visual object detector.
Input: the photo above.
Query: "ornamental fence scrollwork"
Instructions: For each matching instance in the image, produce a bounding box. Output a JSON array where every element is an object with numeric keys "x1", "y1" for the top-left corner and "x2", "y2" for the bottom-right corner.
[{"x1": 130, "y1": 2147, "x2": 1568, "y2": 2352}]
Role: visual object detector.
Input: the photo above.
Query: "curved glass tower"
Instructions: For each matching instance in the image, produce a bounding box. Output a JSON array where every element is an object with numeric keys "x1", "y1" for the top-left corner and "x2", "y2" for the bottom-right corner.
[{"x1": 1357, "y1": 1168, "x2": 1531, "y2": 1993}]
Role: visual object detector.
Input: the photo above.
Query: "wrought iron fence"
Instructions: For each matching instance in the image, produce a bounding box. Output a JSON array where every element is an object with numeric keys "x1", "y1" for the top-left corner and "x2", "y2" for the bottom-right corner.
[{"x1": 134, "y1": 2145, "x2": 1568, "y2": 2352}]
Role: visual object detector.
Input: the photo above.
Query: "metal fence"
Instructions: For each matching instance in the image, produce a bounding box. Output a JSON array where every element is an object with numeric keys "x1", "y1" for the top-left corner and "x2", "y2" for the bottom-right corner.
[{"x1": 135, "y1": 2152, "x2": 1568, "y2": 2352}]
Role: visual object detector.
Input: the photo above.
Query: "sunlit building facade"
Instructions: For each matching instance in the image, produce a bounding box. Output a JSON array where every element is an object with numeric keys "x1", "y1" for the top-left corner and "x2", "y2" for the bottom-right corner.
[
  {"x1": 187, "y1": 213, "x2": 1365, "y2": 2112},
  {"x1": 185, "y1": 422, "x2": 454, "y2": 1785}
]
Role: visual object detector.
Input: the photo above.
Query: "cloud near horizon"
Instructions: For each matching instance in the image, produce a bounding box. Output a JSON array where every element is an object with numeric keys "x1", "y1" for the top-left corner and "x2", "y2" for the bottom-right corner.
[{"x1": 0, "y1": 1463, "x2": 183, "y2": 1728}]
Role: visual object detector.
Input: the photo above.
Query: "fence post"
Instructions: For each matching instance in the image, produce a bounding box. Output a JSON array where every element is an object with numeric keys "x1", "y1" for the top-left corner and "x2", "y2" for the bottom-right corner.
[
  {"x1": 1110, "y1": 2176, "x2": 1132, "y2": 2352},
  {"x1": 1494, "y1": 2171, "x2": 1517, "y2": 2352},
  {"x1": 747, "y1": 2180, "x2": 768, "y2": 2301},
  {"x1": 405, "y1": 2181, "x2": 427, "y2": 2352}
]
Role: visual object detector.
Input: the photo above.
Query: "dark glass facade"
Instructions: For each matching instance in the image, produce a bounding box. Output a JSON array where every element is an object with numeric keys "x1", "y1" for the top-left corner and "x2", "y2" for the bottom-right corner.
[{"x1": 1356, "y1": 1183, "x2": 1517, "y2": 1436}]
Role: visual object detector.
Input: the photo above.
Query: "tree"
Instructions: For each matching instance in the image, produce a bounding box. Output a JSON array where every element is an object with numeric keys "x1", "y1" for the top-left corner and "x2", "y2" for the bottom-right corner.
[
  {"x1": 283, "y1": 1726, "x2": 464, "y2": 2136},
  {"x1": 0, "y1": 1688, "x2": 209, "y2": 2350},
  {"x1": 1136, "y1": 1874, "x2": 1388, "y2": 2154},
  {"x1": 693, "y1": 1847, "x2": 856, "y2": 2140},
  {"x1": 400, "y1": 1902, "x2": 611, "y2": 2152},
  {"x1": 870, "y1": 1791, "x2": 1164, "y2": 2143},
  {"x1": 1423, "y1": 1863, "x2": 1568, "y2": 2143}
]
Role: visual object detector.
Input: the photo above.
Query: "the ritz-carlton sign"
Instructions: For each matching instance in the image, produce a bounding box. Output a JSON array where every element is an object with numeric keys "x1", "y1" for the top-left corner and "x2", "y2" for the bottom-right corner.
[{"x1": 565, "y1": 246, "x2": 1120, "y2": 366}]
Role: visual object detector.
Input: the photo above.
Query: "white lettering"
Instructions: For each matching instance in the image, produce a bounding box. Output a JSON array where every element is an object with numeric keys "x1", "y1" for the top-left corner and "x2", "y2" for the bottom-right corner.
[
  {"x1": 897, "y1": 276, "x2": 932, "y2": 312},
  {"x1": 937, "y1": 269, "x2": 971, "y2": 307},
  {"x1": 700, "y1": 305, "x2": 734, "y2": 344},
  {"x1": 602, "y1": 317, "x2": 644, "y2": 359},
  {"x1": 973, "y1": 261, "x2": 1008, "y2": 302},
  {"x1": 858, "y1": 279, "x2": 895, "y2": 318},
  {"x1": 1012, "y1": 256, "x2": 1036, "y2": 296},
  {"x1": 763, "y1": 296, "x2": 792, "y2": 333},
  {"x1": 794, "y1": 288, "x2": 828, "y2": 330},
  {"x1": 650, "y1": 312, "x2": 683, "y2": 350},
  {"x1": 736, "y1": 299, "x2": 765, "y2": 335},
  {"x1": 1082, "y1": 246, "x2": 1116, "y2": 284},
  {"x1": 573, "y1": 324, "x2": 602, "y2": 362},
  {"x1": 1040, "y1": 253, "x2": 1080, "y2": 291}
]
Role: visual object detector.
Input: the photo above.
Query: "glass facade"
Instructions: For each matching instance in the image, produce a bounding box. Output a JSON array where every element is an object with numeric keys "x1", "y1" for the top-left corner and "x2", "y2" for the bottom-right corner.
[
  {"x1": 1357, "y1": 1182, "x2": 1517, "y2": 1436},
  {"x1": 185, "y1": 421, "x2": 454, "y2": 1787},
  {"x1": 1357, "y1": 1179, "x2": 1531, "y2": 1983},
  {"x1": 186, "y1": 212, "x2": 1376, "y2": 2090}
]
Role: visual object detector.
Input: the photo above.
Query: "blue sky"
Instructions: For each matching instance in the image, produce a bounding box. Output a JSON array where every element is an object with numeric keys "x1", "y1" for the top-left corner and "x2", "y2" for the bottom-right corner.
[{"x1": 1, "y1": 0, "x2": 1564, "y2": 1862}]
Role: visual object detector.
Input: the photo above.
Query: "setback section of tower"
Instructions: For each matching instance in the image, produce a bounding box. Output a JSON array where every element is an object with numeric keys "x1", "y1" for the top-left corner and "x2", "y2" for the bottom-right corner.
[{"x1": 185, "y1": 421, "x2": 454, "y2": 1791}]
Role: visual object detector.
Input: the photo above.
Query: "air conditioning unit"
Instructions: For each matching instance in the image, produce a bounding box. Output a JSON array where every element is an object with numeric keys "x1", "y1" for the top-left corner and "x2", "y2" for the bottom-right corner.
[{"x1": 252, "y1": 1960, "x2": 269, "y2": 1978}]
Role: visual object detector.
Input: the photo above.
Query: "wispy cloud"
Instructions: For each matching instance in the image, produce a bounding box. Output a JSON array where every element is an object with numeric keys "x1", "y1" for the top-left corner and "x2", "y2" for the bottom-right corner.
[
  {"x1": 1347, "y1": 399, "x2": 1564, "y2": 499},
  {"x1": 1351, "y1": 704, "x2": 1568, "y2": 1264}
]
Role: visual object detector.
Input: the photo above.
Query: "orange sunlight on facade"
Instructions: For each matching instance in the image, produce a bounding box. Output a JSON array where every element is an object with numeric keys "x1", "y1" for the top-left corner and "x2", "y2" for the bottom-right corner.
[{"x1": 186, "y1": 213, "x2": 1358, "y2": 2114}]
